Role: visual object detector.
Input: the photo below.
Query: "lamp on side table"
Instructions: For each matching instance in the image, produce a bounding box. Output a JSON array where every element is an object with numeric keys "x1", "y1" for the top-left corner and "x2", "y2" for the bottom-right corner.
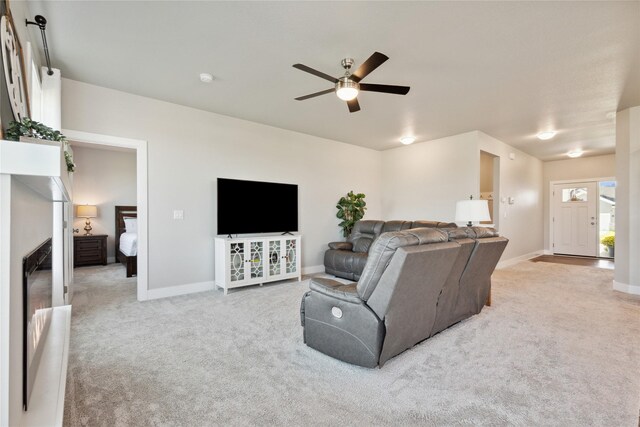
[
  {"x1": 455, "y1": 196, "x2": 490, "y2": 227},
  {"x1": 76, "y1": 204, "x2": 97, "y2": 235}
]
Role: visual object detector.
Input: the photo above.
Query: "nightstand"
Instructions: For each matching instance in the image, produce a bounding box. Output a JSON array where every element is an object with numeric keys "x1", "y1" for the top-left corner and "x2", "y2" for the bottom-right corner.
[{"x1": 74, "y1": 234, "x2": 108, "y2": 267}]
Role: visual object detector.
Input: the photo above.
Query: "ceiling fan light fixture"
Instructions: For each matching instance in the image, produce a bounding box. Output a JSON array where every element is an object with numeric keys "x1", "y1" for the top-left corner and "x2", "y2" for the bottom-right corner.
[{"x1": 336, "y1": 78, "x2": 359, "y2": 101}]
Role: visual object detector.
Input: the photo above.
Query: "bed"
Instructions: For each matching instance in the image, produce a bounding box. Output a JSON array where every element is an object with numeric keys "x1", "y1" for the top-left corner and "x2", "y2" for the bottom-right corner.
[{"x1": 115, "y1": 205, "x2": 137, "y2": 277}]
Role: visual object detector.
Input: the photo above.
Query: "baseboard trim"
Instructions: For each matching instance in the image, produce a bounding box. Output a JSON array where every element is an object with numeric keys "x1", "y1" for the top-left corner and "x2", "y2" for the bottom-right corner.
[
  {"x1": 496, "y1": 250, "x2": 544, "y2": 269},
  {"x1": 145, "y1": 281, "x2": 215, "y2": 300},
  {"x1": 302, "y1": 265, "x2": 324, "y2": 275},
  {"x1": 612, "y1": 280, "x2": 640, "y2": 295},
  {"x1": 543, "y1": 249, "x2": 554, "y2": 255}
]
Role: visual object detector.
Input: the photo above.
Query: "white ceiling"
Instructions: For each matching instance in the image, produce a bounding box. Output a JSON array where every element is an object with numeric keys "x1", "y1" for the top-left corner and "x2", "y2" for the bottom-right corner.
[{"x1": 25, "y1": 1, "x2": 640, "y2": 161}]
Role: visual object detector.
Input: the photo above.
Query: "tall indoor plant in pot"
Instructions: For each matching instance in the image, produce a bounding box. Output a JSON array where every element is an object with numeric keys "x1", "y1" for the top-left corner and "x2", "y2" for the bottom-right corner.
[
  {"x1": 336, "y1": 191, "x2": 367, "y2": 238},
  {"x1": 5, "y1": 118, "x2": 75, "y2": 172}
]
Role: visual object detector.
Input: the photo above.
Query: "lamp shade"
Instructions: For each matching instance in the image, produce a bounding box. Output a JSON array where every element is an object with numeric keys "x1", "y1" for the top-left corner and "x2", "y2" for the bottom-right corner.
[
  {"x1": 455, "y1": 199, "x2": 490, "y2": 224},
  {"x1": 76, "y1": 205, "x2": 97, "y2": 218}
]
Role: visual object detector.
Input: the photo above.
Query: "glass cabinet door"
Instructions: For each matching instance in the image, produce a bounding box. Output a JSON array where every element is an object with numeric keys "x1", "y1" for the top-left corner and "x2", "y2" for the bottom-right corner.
[
  {"x1": 285, "y1": 238, "x2": 298, "y2": 274},
  {"x1": 249, "y1": 240, "x2": 265, "y2": 280},
  {"x1": 268, "y1": 239, "x2": 282, "y2": 277},
  {"x1": 229, "y1": 242, "x2": 246, "y2": 283}
]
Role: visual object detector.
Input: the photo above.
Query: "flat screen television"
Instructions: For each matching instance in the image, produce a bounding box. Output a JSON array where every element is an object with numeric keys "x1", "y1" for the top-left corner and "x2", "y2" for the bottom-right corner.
[
  {"x1": 22, "y1": 238, "x2": 53, "y2": 410},
  {"x1": 217, "y1": 178, "x2": 298, "y2": 235}
]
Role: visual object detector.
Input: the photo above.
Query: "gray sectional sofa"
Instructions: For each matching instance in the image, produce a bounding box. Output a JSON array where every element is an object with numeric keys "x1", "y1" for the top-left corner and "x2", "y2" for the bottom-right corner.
[
  {"x1": 301, "y1": 226, "x2": 508, "y2": 368},
  {"x1": 324, "y1": 220, "x2": 456, "y2": 280}
]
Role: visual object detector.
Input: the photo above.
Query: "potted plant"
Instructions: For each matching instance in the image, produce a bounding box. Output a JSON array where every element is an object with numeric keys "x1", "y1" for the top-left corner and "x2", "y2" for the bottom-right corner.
[
  {"x1": 336, "y1": 191, "x2": 367, "y2": 238},
  {"x1": 601, "y1": 233, "x2": 615, "y2": 257},
  {"x1": 5, "y1": 118, "x2": 75, "y2": 172}
]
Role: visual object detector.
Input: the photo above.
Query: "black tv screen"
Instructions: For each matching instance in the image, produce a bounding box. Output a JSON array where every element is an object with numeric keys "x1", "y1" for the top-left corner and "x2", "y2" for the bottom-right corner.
[{"x1": 217, "y1": 178, "x2": 298, "y2": 235}]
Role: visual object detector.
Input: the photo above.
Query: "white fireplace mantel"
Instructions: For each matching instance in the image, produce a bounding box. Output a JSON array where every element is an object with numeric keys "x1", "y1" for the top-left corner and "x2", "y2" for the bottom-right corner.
[{"x1": 0, "y1": 139, "x2": 71, "y2": 202}]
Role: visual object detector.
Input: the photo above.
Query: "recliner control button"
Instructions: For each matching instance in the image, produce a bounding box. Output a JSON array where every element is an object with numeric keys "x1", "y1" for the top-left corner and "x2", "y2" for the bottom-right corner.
[{"x1": 331, "y1": 307, "x2": 343, "y2": 318}]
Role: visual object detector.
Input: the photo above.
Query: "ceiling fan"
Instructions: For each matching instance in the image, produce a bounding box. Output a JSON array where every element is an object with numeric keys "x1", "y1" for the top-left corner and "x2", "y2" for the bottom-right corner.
[{"x1": 292, "y1": 52, "x2": 410, "y2": 113}]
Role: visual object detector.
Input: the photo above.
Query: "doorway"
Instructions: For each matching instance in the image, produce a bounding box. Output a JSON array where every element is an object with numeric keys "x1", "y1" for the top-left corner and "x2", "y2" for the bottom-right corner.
[
  {"x1": 62, "y1": 129, "x2": 149, "y2": 301},
  {"x1": 479, "y1": 150, "x2": 499, "y2": 226},
  {"x1": 551, "y1": 179, "x2": 616, "y2": 258}
]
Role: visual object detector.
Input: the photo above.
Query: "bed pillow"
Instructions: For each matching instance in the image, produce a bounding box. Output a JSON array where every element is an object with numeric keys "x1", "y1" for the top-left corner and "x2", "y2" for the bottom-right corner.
[{"x1": 123, "y1": 217, "x2": 137, "y2": 233}]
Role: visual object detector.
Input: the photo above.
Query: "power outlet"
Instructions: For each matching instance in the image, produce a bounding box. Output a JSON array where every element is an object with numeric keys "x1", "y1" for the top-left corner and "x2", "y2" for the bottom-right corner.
[{"x1": 173, "y1": 210, "x2": 184, "y2": 220}]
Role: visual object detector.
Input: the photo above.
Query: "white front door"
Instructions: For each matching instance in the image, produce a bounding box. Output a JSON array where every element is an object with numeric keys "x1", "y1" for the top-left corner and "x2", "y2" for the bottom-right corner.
[{"x1": 553, "y1": 182, "x2": 598, "y2": 256}]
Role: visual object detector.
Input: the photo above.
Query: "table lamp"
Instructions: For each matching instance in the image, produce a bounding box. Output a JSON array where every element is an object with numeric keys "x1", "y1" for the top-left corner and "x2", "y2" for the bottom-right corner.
[
  {"x1": 455, "y1": 196, "x2": 490, "y2": 227},
  {"x1": 77, "y1": 204, "x2": 98, "y2": 235}
]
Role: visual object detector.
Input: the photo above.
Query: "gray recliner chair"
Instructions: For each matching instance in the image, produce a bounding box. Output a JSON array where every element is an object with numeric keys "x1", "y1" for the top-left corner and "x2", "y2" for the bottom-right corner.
[{"x1": 301, "y1": 227, "x2": 508, "y2": 368}]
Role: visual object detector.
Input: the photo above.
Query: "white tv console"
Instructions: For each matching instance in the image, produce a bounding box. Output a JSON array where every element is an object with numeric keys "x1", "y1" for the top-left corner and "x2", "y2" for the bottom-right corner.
[{"x1": 214, "y1": 234, "x2": 302, "y2": 295}]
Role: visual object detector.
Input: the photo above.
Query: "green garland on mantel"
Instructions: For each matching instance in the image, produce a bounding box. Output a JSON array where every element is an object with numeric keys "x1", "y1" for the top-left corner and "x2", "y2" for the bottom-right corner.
[{"x1": 5, "y1": 118, "x2": 75, "y2": 172}]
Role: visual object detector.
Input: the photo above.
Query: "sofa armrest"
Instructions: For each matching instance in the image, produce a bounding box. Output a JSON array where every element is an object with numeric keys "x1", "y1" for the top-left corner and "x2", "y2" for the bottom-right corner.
[
  {"x1": 309, "y1": 277, "x2": 362, "y2": 304},
  {"x1": 328, "y1": 242, "x2": 353, "y2": 251}
]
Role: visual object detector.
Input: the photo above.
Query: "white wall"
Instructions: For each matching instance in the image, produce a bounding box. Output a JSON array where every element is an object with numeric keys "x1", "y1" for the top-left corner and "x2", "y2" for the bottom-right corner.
[
  {"x1": 7, "y1": 179, "x2": 53, "y2": 427},
  {"x1": 542, "y1": 154, "x2": 616, "y2": 251},
  {"x1": 382, "y1": 131, "x2": 544, "y2": 262},
  {"x1": 477, "y1": 132, "x2": 544, "y2": 260},
  {"x1": 382, "y1": 131, "x2": 479, "y2": 221},
  {"x1": 71, "y1": 146, "x2": 136, "y2": 261},
  {"x1": 61, "y1": 79, "x2": 382, "y2": 291}
]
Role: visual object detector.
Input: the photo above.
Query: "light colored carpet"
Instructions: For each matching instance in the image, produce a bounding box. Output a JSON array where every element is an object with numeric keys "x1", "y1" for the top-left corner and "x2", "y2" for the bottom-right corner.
[{"x1": 64, "y1": 262, "x2": 640, "y2": 426}]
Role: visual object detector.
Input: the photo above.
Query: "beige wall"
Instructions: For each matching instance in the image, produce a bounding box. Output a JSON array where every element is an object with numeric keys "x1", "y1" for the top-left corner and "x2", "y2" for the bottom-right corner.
[
  {"x1": 542, "y1": 154, "x2": 616, "y2": 251},
  {"x1": 61, "y1": 79, "x2": 383, "y2": 290},
  {"x1": 71, "y1": 146, "x2": 137, "y2": 261},
  {"x1": 382, "y1": 131, "x2": 544, "y2": 262}
]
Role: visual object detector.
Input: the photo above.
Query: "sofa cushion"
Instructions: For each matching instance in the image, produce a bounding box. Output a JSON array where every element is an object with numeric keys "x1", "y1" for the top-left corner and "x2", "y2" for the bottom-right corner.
[
  {"x1": 410, "y1": 220, "x2": 439, "y2": 229},
  {"x1": 309, "y1": 278, "x2": 361, "y2": 304},
  {"x1": 328, "y1": 242, "x2": 353, "y2": 250},
  {"x1": 353, "y1": 237, "x2": 374, "y2": 253},
  {"x1": 357, "y1": 228, "x2": 448, "y2": 301},
  {"x1": 382, "y1": 220, "x2": 412, "y2": 233},
  {"x1": 437, "y1": 221, "x2": 458, "y2": 228},
  {"x1": 324, "y1": 250, "x2": 368, "y2": 280},
  {"x1": 348, "y1": 220, "x2": 384, "y2": 254},
  {"x1": 442, "y1": 227, "x2": 474, "y2": 240},
  {"x1": 469, "y1": 226, "x2": 498, "y2": 238}
]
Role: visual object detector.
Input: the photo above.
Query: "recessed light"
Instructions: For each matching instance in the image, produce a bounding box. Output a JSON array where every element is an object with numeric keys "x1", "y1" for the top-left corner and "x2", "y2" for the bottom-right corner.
[
  {"x1": 606, "y1": 111, "x2": 616, "y2": 120},
  {"x1": 537, "y1": 131, "x2": 557, "y2": 140},
  {"x1": 199, "y1": 73, "x2": 214, "y2": 83},
  {"x1": 400, "y1": 136, "x2": 415, "y2": 145},
  {"x1": 567, "y1": 150, "x2": 584, "y2": 158}
]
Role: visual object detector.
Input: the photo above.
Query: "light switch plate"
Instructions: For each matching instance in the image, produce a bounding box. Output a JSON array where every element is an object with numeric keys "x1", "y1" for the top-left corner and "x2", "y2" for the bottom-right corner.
[{"x1": 173, "y1": 210, "x2": 184, "y2": 220}]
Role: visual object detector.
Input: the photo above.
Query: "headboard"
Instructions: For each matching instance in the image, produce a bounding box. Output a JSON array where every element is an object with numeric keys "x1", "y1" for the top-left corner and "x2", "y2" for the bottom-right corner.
[{"x1": 115, "y1": 205, "x2": 137, "y2": 251}]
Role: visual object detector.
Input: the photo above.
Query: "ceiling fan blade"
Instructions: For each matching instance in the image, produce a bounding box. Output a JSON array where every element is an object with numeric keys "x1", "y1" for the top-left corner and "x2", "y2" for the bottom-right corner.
[
  {"x1": 351, "y1": 52, "x2": 389, "y2": 82},
  {"x1": 293, "y1": 64, "x2": 338, "y2": 83},
  {"x1": 347, "y1": 98, "x2": 361, "y2": 113},
  {"x1": 294, "y1": 88, "x2": 335, "y2": 101},
  {"x1": 359, "y1": 83, "x2": 410, "y2": 95}
]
